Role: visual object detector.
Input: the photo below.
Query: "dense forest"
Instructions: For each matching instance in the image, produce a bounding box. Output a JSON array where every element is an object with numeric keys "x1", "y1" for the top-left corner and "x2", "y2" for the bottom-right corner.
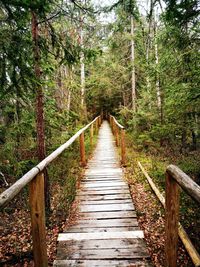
[{"x1": 0, "y1": 0, "x2": 200, "y2": 266}]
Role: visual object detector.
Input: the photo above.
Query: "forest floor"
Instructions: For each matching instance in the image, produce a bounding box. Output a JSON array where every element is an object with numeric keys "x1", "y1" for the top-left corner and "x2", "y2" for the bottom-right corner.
[
  {"x1": 0, "y1": 182, "x2": 72, "y2": 266},
  {"x1": 124, "y1": 134, "x2": 200, "y2": 267}
]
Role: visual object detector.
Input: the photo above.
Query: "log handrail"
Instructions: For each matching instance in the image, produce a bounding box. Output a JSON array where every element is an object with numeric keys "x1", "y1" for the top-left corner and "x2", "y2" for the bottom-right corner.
[
  {"x1": 108, "y1": 115, "x2": 126, "y2": 165},
  {"x1": 165, "y1": 164, "x2": 200, "y2": 267},
  {"x1": 0, "y1": 115, "x2": 102, "y2": 267},
  {"x1": 0, "y1": 116, "x2": 101, "y2": 208},
  {"x1": 110, "y1": 115, "x2": 124, "y2": 129},
  {"x1": 138, "y1": 161, "x2": 200, "y2": 267},
  {"x1": 166, "y1": 164, "x2": 200, "y2": 204}
]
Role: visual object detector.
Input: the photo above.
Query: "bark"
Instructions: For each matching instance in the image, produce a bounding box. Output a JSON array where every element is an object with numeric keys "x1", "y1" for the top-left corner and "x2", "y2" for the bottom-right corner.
[
  {"x1": 154, "y1": 14, "x2": 163, "y2": 123},
  {"x1": 146, "y1": 0, "x2": 153, "y2": 99},
  {"x1": 80, "y1": 23, "x2": 85, "y2": 108},
  {"x1": 15, "y1": 86, "x2": 20, "y2": 160},
  {"x1": 131, "y1": 15, "x2": 136, "y2": 112},
  {"x1": 31, "y1": 11, "x2": 50, "y2": 211}
]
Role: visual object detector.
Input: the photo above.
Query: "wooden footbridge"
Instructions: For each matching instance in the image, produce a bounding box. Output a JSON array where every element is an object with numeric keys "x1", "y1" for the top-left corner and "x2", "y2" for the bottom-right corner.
[
  {"x1": 54, "y1": 120, "x2": 150, "y2": 266},
  {"x1": 0, "y1": 115, "x2": 200, "y2": 267}
]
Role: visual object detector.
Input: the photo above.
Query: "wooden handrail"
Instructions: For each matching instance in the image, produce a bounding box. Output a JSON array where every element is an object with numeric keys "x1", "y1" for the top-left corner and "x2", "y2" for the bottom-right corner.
[
  {"x1": 165, "y1": 165, "x2": 200, "y2": 267},
  {"x1": 166, "y1": 165, "x2": 200, "y2": 204},
  {"x1": 110, "y1": 115, "x2": 124, "y2": 129},
  {"x1": 138, "y1": 162, "x2": 200, "y2": 267},
  {"x1": 108, "y1": 115, "x2": 126, "y2": 165},
  {"x1": 0, "y1": 116, "x2": 100, "y2": 208},
  {"x1": 0, "y1": 115, "x2": 102, "y2": 267}
]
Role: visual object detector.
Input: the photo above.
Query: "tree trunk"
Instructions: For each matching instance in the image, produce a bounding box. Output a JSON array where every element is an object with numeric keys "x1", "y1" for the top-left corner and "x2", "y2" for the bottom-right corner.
[
  {"x1": 154, "y1": 15, "x2": 163, "y2": 123},
  {"x1": 80, "y1": 24, "x2": 85, "y2": 108},
  {"x1": 131, "y1": 15, "x2": 136, "y2": 112},
  {"x1": 15, "y1": 86, "x2": 20, "y2": 160},
  {"x1": 145, "y1": 0, "x2": 153, "y2": 104},
  {"x1": 31, "y1": 11, "x2": 50, "y2": 211}
]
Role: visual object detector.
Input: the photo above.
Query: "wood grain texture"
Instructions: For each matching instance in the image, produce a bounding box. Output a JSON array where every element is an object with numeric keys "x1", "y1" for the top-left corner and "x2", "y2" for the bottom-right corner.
[
  {"x1": 29, "y1": 173, "x2": 48, "y2": 267},
  {"x1": 165, "y1": 172, "x2": 180, "y2": 267},
  {"x1": 54, "y1": 121, "x2": 150, "y2": 266}
]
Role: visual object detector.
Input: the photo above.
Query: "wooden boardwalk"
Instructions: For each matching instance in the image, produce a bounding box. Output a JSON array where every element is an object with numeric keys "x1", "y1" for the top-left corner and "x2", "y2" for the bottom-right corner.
[{"x1": 54, "y1": 121, "x2": 151, "y2": 267}]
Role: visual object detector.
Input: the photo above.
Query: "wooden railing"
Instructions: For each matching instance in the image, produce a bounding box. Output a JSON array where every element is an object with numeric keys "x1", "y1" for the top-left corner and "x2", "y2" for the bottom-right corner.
[
  {"x1": 138, "y1": 161, "x2": 200, "y2": 267},
  {"x1": 165, "y1": 165, "x2": 200, "y2": 267},
  {"x1": 0, "y1": 115, "x2": 103, "y2": 267},
  {"x1": 108, "y1": 115, "x2": 126, "y2": 165}
]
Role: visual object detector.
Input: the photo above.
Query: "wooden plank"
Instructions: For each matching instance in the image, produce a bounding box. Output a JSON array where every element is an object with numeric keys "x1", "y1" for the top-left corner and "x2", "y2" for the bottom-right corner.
[
  {"x1": 85, "y1": 169, "x2": 122, "y2": 175},
  {"x1": 80, "y1": 199, "x2": 132, "y2": 205},
  {"x1": 57, "y1": 238, "x2": 147, "y2": 249},
  {"x1": 83, "y1": 177, "x2": 122, "y2": 181},
  {"x1": 82, "y1": 182, "x2": 126, "y2": 188},
  {"x1": 78, "y1": 194, "x2": 131, "y2": 201},
  {"x1": 58, "y1": 231, "x2": 144, "y2": 241},
  {"x1": 57, "y1": 248, "x2": 149, "y2": 260},
  {"x1": 78, "y1": 189, "x2": 130, "y2": 195},
  {"x1": 67, "y1": 226, "x2": 139, "y2": 233},
  {"x1": 54, "y1": 259, "x2": 151, "y2": 266},
  {"x1": 56, "y1": 248, "x2": 148, "y2": 260},
  {"x1": 80, "y1": 203, "x2": 134, "y2": 212},
  {"x1": 80, "y1": 211, "x2": 137, "y2": 219},
  {"x1": 70, "y1": 218, "x2": 138, "y2": 227}
]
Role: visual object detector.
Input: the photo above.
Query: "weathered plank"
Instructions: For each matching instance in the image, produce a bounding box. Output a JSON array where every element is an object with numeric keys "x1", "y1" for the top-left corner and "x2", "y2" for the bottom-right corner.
[
  {"x1": 54, "y1": 259, "x2": 151, "y2": 266},
  {"x1": 78, "y1": 194, "x2": 131, "y2": 201},
  {"x1": 78, "y1": 189, "x2": 130, "y2": 195},
  {"x1": 57, "y1": 248, "x2": 149, "y2": 260},
  {"x1": 58, "y1": 231, "x2": 144, "y2": 241},
  {"x1": 82, "y1": 182, "x2": 126, "y2": 188},
  {"x1": 80, "y1": 199, "x2": 132, "y2": 205},
  {"x1": 70, "y1": 218, "x2": 138, "y2": 227},
  {"x1": 67, "y1": 226, "x2": 140, "y2": 233},
  {"x1": 57, "y1": 238, "x2": 147, "y2": 249},
  {"x1": 80, "y1": 203, "x2": 134, "y2": 212},
  {"x1": 80, "y1": 210, "x2": 137, "y2": 219}
]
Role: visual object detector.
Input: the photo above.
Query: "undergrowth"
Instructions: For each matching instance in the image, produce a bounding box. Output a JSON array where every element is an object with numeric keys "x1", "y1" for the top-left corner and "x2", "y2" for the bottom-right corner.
[{"x1": 124, "y1": 132, "x2": 200, "y2": 265}]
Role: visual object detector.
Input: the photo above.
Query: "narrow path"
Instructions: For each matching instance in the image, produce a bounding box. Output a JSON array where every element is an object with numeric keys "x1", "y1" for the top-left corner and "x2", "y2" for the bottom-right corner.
[{"x1": 54, "y1": 121, "x2": 151, "y2": 266}]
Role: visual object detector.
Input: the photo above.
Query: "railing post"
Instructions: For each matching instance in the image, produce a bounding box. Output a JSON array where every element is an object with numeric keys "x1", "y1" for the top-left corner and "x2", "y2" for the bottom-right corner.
[
  {"x1": 121, "y1": 129, "x2": 126, "y2": 165},
  {"x1": 98, "y1": 116, "x2": 101, "y2": 127},
  {"x1": 29, "y1": 172, "x2": 48, "y2": 267},
  {"x1": 111, "y1": 117, "x2": 114, "y2": 133},
  {"x1": 165, "y1": 171, "x2": 180, "y2": 267},
  {"x1": 79, "y1": 132, "x2": 86, "y2": 166},
  {"x1": 116, "y1": 127, "x2": 119, "y2": 146},
  {"x1": 90, "y1": 123, "x2": 94, "y2": 147},
  {"x1": 95, "y1": 118, "x2": 98, "y2": 134}
]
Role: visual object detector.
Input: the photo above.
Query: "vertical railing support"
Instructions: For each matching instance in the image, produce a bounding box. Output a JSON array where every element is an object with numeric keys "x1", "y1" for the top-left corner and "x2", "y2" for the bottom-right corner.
[
  {"x1": 98, "y1": 116, "x2": 101, "y2": 127},
  {"x1": 165, "y1": 171, "x2": 180, "y2": 267},
  {"x1": 90, "y1": 123, "x2": 94, "y2": 147},
  {"x1": 95, "y1": 118, "x2": 98, "y2": 134},
  {"x1": 116, "y1": 127, "x2": 119, "y2": 146},
  {"x1": 121, "y1": 129, "x2": 126, "y2": 165},
  {"x1": 111, "y1": 117, "x2": 115, "y2": 134},
  {"x1": 79, "y1": 132, "x2": 86, "y2": 166},
  {"x1": 29, "y1": 172, "x2": 48, "y2": 267}
]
